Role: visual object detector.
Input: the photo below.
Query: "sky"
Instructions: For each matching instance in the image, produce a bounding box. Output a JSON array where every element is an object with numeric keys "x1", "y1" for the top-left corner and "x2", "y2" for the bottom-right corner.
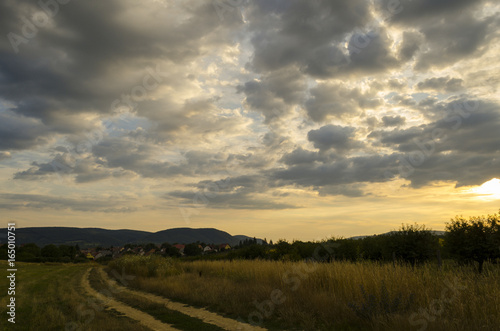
[{"x1": 0, "y1": 0, "x2": 499, "y2": 241}]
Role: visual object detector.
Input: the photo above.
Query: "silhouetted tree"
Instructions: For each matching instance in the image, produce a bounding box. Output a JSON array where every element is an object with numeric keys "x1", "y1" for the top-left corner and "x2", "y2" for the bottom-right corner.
[
  {"x1": 41, "y1": 244, "x2": 61, "y2": 259},
  {"x1": 388, "y1": 223, "x2": 438, "y2": 265},
  {"x1": 445, "y1": 212, "x2": 500, "y2": 273},
  {"x1": 184, "y1": 243, "x2": 202, "y2": 256},
  {"x1": 59, "y1": 245, "x2": 77, "y2": 260},
  {"x1": 161, "y1": 243, "x2": 181, "y2": 257},
  {"x1": 18, "y1": 243, "x2": 41, "y2": 261}
]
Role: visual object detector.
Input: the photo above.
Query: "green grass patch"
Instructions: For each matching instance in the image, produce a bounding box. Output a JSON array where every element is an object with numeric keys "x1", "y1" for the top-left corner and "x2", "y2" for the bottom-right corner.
[{"x1": 0, "y1": 261, "x2": 149, "y2": 331}]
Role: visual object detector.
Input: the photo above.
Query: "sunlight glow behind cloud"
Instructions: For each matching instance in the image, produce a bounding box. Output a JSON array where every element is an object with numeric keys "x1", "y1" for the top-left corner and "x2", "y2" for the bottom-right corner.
[
  {"x1": 470, "y1": 178, "x2": 500, "y2": 200},
  {"x1": 0, "y1": 0, "x2": 499, "y2": 240}
]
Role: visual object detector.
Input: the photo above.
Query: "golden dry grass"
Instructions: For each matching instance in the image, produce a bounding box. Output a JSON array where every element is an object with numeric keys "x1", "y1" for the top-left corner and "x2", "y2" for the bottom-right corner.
[{"x1": 110, "y1": 256, "x2": 500, "y2": 330}]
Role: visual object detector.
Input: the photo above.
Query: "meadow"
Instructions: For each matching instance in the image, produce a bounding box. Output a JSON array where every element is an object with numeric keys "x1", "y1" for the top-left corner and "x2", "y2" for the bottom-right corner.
[
  {"x1": 109, "y1": 255, "x2": 500, "y2": 331},
  {"x1": 0, "y1": 261, "x2": 149, "y2": 331},
  {"x1": 1, "y1": 255, "x2": 498, "y2": 330}
]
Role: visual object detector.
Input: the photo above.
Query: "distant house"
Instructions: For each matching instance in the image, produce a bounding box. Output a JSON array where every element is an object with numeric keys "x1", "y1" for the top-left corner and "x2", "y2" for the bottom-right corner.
[
  {"x1": 145, "y1": 248, "x2": 156, "y2": 256},
  {"x1": 203, "y1": 246, "x2": 214, "y2": 254},
  {"x1": 132, "y1": 247, "x2": 144, "y2": 256},
  {"x1": 173, "y1": 244, "x2": 185, "y2": 255},
  {"x1": 219, "y1": 244, "x2": 231, "y2": 251}
]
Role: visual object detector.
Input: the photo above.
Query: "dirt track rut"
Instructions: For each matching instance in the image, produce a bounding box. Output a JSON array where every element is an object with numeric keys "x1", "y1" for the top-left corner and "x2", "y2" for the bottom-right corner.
[
  {"x1": 96, "y1": 267, "x2": 268, "y2": 331},
  {"x1": 82, "y1": 268, "x2": 178, "y2": 331}
]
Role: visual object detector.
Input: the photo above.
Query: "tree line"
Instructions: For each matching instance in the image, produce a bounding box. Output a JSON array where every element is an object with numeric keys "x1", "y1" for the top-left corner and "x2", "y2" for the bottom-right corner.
[
  {"x1": 1, "y1": 211, "x2": 499, "y2": 272},
  {"x1": 0, "y1": 243, "x2": 87, "y2": 263},
  {"x1": 225, "y1": 211, "x2": 500, "y2": 273}
]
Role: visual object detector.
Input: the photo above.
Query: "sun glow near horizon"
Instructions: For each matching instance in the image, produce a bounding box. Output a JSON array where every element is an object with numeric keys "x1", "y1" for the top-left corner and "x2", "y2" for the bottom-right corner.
[{"x1": 469, "y1": 178, "x2": 500, "y2": 200}]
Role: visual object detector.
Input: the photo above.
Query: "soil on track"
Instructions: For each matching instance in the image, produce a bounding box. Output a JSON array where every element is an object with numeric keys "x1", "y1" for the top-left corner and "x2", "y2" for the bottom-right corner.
[
  {"x1": 82, "y1": 268, "x2": 178, "y2": 331},
  {"x1": 95, "y1": 267, "x2": 268, "y2": 331}
]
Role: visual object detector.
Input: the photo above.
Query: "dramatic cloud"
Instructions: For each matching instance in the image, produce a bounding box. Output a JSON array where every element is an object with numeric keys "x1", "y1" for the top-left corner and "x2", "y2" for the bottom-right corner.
[
  {"x1": 307, "y1": 125, "x2": 361, "y2": 152},
  {"x1": 1, "y1": 0, "x2": 499, "y2": 238},
  {"x1": 238, "y1": 67, "x2": 307, "y2": 122},
  {"x1": 305, "y1": 82, "x2": 380, "y2": 122},
  {"x1": 0, "y1": 110, "x2": 53, "y2": 150},
  {"x1": 382, "y1": 115, "x2": 406, "y2": 127},
  {"x1": 0, "y1": 193, "x2": 136, "y2": 213},
  {"x1": 417, "y1": 77, "x2": 464, "y2": 92},
  {"x1": 247, "y1": 0, "x2": 372, "y2": 75}
]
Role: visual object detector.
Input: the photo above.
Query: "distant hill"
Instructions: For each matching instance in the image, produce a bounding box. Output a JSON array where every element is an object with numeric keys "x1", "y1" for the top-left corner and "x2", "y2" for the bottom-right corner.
[
  {"x1": 0, "y1": 227, "x2": 258, "y2": 248},
  {"x1": 140, "y1": 228, "x2": 243, "y2": 246}
]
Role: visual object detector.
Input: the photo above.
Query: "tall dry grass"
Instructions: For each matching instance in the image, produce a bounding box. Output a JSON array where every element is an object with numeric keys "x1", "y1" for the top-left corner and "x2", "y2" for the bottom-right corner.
[{"x1": 109, "y1": 256, "x2": 500, "y2": 330}]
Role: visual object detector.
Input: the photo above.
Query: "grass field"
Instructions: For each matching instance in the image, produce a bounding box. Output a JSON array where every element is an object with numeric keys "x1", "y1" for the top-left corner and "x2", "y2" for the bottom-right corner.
[
  {"x1": 0, "y1": 261, "x2": 149, "y2": 331},
  {"x1": 1, "y1": 258, "x2": 499, "y2": 330},
  {"x1": 109, "y1": 256, "x2": 500, "y2": 331}
]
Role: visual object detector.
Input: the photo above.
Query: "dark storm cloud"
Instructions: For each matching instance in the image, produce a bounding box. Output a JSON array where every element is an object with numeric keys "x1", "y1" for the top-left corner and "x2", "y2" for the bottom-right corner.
[
  {"x1": 0, "y1": 193, "x2": 136, "y2": 212},
  {"x1": 13, "y1": 152, "x2": 136, "y2": 183},
  {"x1": 237, "y1": 67, "x2": 307, "y2": 122},
  {"x1": 270, "y1": 154, "x2": 399, "y2": 188},
  {"x1": 269, "y1": 98, "x2": 500, "y2": 192},
  {"x1": 0, "y1": 0, "x2": 243, "y2": 151},
  {"x1": 178, "y1": 153, "x2": 399, "y2": 198},
  {"x1": 169, "y1": 189, "x2": 297, "y2": 210},
  {"x1": 368, "y1": 126, "x2": 422, "y2": 146},
  {"x1": 346, "y1": 29, "x2": 399, "y2": 73},
  {"x1": 400, "y1": 152, "x2": 500, "y2": 188},
  {"x1": 85, "y1": 138, "x2": 209, "y2": 178},
  {"x1": 371, "y1": 100, "x2": 500, "y2": 187},
  {"x1": 0, "y1": 110, "x2": 52, "y2": 150},
  {"x1": 305, "y1": 82, "x2": 381, "y2": 122},
  {"x1": 280, "y1": 147, "x2": 325, "y2": 166},
  {"x1": 417, "y1": 77, "x2": 464, "y2": 92},
  {"x1": 166, "y1": 95, "x2": 499, "y2": 199},
  {"x1": 167, "y1": 174, "x2": 297, "y2": 210},
  {"x1": 376, "y1": 100, "x2": 500, "y2": 155},
  {"x1": 398, "y1": 31, "x2": 423, "y2": 61},
  {"x1": 14, "y1": 124, "x2": 262, "y2": 182},
  {"x1": 382, "y1": 115, "x2": 406, "y2": 127},
  {"x1": 307, "y1": 125, "x2": 361, "y2": 152},
  {"x1": 246, "y1": 0, "x2": 376, "y2": 76},
  {"x1": 379, "y1": 0, "x2": 483, "y2": 23},
  {"x1": 14, "y1": 135, "x2": 243, "y2": 182},
  {"x1": 1, "y1": 0, "x2": 499, "y2": 210},
  {"x1": 375, "y1": 0, "x2": 498, "y2": 71},
  {"x1": 415, "y1": 14, "x2": 497, "y2": 71},
  {"x1": 14, "y1": 154, "x2": 73, "y2": 181}
]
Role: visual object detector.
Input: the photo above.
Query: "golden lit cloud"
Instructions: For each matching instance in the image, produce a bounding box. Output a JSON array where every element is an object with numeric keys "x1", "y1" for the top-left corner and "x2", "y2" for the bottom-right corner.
[{"x1": 0, "y1": 0, "x2": 499, "y2": 240}]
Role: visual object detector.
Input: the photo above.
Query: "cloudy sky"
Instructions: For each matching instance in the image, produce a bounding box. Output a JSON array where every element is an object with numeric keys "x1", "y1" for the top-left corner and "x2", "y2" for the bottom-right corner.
[{"x1": 1, "y1": 0, "x2": 499, "y2": 241}]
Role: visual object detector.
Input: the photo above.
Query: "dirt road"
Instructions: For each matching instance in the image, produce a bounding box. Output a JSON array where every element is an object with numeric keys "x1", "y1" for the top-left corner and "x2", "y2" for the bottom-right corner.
[
  {"x1": 95, "y1": 267, "x2": 268, "y2": 331},
  {"x1": 81, "y1": 268, "x2": 179, "y2": 331}
]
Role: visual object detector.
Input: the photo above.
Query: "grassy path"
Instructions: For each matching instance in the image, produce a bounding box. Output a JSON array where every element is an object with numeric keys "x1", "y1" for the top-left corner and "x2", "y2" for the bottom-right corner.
[
  {"x1": 82, "y1": 268, "x2": 178, "y2": 331},
  {"x1": 96, "y1": 267, "x2": 268, "y2": 331},
  {"x1": 0, "y1": 261, "x2": 150, "y2": 330}
]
